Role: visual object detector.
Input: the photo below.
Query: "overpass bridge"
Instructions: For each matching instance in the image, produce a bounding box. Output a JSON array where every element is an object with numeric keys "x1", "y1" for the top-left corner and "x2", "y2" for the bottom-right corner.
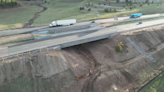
[{"x1": 1, "y1": 19, "x2": 164, "y2": 58}]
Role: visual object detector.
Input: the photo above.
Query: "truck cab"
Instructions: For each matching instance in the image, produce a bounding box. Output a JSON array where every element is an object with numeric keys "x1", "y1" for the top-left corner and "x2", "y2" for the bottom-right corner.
[
  {"x1": 49, "y1": 21, "x2": 57, "y2": 27},
  {"x1": 130, "y1": 13, "x2": 142, "y2": 18}
]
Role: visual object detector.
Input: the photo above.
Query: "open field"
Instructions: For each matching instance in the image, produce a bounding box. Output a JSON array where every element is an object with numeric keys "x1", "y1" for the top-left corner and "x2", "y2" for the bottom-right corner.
[
  {"x1": 139, "y1": 71, "x2": 164, "y2": 92},
  {"x1": 1, "y1": 0, "x2": 164, "y2": 30},
  {"x1": 0, "y1": 5, "x2": 42, "y2": 30},
  {"x1": 33, "y1": 0, "x2": 164, "y2": 25}
]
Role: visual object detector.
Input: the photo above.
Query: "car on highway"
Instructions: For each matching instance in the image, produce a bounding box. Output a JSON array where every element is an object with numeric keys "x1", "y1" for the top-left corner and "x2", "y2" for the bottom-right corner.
[{"x1": 139, "y1": 21, "x2": 142, "y2": 24}]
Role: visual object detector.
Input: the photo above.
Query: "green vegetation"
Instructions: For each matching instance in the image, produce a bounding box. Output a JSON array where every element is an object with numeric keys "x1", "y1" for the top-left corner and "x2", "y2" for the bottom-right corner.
[
  {"x1": 116, "y1": 16, "x2": 164, "y2": 25},
  {"x1": 0, "y1": 0, "x2": 18, "y2": 8},
  {"x1": 115, "y1": 42, "x2": 123, "y2": 52},
  {"x1": 104, "y1": 8, "x2": 108, "y2": 12},
  {"x1": 0, "y1": 6, "x2": 42, "y2": 30},
  {"x1": 1, "y1": 0, "x2": 164, "y2": 30},
  {"x1": 139, "y1": 72, "x2": 164, "y2": 92}
]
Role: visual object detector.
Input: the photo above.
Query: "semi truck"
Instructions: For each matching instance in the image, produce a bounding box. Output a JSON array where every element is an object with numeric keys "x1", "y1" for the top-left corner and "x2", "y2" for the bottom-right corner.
[
  {"x1": 130, "y1": 13, "x2": 142, "y2": 18},
  {"x1": 49, "y1": 19, "x2": 76, "y2": 27}
]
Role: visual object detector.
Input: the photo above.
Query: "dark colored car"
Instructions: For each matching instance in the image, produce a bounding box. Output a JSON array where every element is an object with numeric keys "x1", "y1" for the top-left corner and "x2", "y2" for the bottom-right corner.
[{"x1": 139, "y1": 21, "x2": 142, "y2": 24}]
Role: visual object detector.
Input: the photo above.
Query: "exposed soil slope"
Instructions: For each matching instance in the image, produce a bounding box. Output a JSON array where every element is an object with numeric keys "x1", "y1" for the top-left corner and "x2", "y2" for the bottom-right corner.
[{"x1": 1, "y1": 25, "x2": 164, "y2": 92}]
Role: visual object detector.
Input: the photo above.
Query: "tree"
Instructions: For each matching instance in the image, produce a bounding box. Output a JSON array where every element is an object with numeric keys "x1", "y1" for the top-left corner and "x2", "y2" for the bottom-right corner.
[
  {"x1": 145, "y1": 0, "x2": 148, "y2": 3},
  {"x1": 88, "y1": 8, "x2": 91, "y2": 11},
  {"x1": 116, "y1": 0, "x2": 119, "y2": 3},
  {"x1": 152, "y1": 1, "x2": 154, "y2": 4},
  {"x1": 104, "y1": 8, "x2": 108, "y2": 12},
  {"x1": 109, "y1": 8, "x2": 112, "y2": 12},
  {"x1": 130, "y1": 6, "x2": 132, "y2": 9},
  {"x1": 126, "y1": 0, "x2": 128, "y2": 3},
  {"x1": 140, "y1": 3, "x2": 143, "y2": 7},
  {"x1": 79, "y1": 7, "x2": 84, "y2": 10},
  {"x1": 114, "y1": 8, "x2": 117, "y2": 12}
]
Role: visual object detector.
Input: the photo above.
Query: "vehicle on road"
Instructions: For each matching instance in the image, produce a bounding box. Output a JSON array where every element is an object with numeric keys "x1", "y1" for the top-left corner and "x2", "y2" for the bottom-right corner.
[
  {"x1": 49, "y1": 19, "x2": 76, "y2": 27},
  {"x1": 130, "y1": 13, "x2": 142, "y2": 18},
  {"x1": 139, "y1": 21, "x2": 142, "y2": 24}
]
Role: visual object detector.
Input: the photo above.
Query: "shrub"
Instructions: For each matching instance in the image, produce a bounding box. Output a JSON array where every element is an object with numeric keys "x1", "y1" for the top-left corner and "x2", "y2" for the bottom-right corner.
[
  {"x1": 123, "y1": 5, "x2": 125, "y2": 7},
  {"x1": 79, "y1": 7, "x2": 84, "y2": 10},
  {"x1": 157, "y1": 3, "x2": 160, "y2": 6},
  {"x1": 109, "y1": 3, "x2": 110, "y2": 5},
  {"x1": 99, "y1": 2, "x2": 100, "y2": 5},
  {"x1": 104, "y1": 8, "x2": 108, "y2": 12},
  {"x1": 115, "y1": 42, "x2": 123, "y2": 52},
  {"x1": 133, "y1": 5, "x2": 136, "y2": 8},
  {"x1": 88, "y1": 8, "x2": 91, "y2": 11},
  {"x1": 45, "y1": 0, "x2": 47, "y2": 3},
  {"x1": 140, "y1": 3, "x2": 143, "y2": 7},
  {"x1": 152, "y1": 1, "x2": 154, "y2": 4},
  {"x1": 148, "y1": 2, "x2": 150, "y2": 5},
  {"x1": 130, "y1": 6, "x2": 132, "y2": 9},
  {"x1": 104, "y1": 3, "x2": 106, "y2": 5},
  {"x1": 130, "y1": 2, "x2": 132, "y2": 6},
  {"x1": 114, "y1": 8, "x2": 117, "y2": 12},
  {"x1": 126, "y1": 3, "x2": 128, "y2": 6},
  {"x1": 109, "y1": 8, "x2": 112, "y2": 12},
  {"x1": 145, "y1": 0, "x2": 148, "y2": 3},
  {"x1": 115, "y1": 44, "x2": 123, "y2": 52},
  {"x1": 117, "y1": 0, "x2": 119, "y2": 3}
]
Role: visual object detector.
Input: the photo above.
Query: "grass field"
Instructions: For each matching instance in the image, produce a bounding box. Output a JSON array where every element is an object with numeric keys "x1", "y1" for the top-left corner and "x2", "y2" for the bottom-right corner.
[
  {"x1": 1, "y1": 0, "x2": 164, "y2": 30},
  {"x1": 33, "y1": 0, "x2": 164, "y2": 25},
  {"x1": 139, "y1": 71, "x2": 164, "y2": 92},
  {"x1": 0, "y1": 5, "x2": 42, "y2": 30}
]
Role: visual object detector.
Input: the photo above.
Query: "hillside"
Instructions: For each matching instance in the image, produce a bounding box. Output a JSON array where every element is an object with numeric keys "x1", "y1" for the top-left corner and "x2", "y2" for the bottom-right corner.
[{"x1": 1, "y1": 25, "x2": 164, "y2": 92}]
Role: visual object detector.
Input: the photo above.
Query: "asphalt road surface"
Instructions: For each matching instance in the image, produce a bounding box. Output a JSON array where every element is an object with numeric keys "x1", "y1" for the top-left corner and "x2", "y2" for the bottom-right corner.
[
  {"x1": 5, "y1": 19, "x2": 164, "y2": 57},
  {"x1": 0, "y1": 14, "x2": 163, "y2": 37},
  {"x1": 95, "y1": 14, "x2": 164, "y2": 23}
]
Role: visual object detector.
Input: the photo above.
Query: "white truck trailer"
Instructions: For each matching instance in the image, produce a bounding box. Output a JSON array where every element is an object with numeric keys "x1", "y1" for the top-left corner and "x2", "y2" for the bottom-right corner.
[{"x1": 49, "y1": 19, "x2": 76, "y2": 27}]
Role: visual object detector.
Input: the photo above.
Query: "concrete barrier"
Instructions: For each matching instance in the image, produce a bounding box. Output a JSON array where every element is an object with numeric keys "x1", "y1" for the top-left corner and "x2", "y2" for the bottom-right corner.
[
  {"x1": 34, "y1": 27, "x2": 105, "y2": 40},
  {"x1": 0, "y1": 47, "x2": 8, "y2": 57}
]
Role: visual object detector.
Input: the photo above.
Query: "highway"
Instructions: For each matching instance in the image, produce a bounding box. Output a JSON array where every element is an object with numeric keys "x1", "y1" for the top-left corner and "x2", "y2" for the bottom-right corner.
[
  {"x1": 95, "y1": 14, "x2": 164, "y2": 23},
  {"x1": 3, "y1": 19, "x2": 164, "y2": 57},
  {"x1": 0, "y1": 14, "x2": 163, "y2": 37}
]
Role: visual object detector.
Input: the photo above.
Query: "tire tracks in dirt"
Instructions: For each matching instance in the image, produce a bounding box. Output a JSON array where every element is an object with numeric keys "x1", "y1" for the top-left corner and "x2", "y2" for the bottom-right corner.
[{"x1": 75, "y1": 45, "x2": 100, "y2": 80}]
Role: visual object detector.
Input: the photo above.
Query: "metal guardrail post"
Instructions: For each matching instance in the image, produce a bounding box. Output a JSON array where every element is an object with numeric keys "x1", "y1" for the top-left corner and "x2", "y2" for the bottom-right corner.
[
  {"x1": 47, "y1": 48, "x2": 49, "y2": 52},
  {"x1": 17, "y1": 54, "x2": 19, "y2": 59},
  {"x1": 29, "y1": 51, "x2": 31, "y2": 56},
  {"x1": 2, "y1": 57, "x2": 4, "y2": 62},
  {"x1": 40, "y1": 49, "x2": 42, "y2": 53}
]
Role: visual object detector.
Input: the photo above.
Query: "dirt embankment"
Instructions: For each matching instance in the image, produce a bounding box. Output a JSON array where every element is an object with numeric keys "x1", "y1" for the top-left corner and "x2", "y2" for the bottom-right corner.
[{"x1": 1, "y1": 25, "x2": 164, "y2": 92}]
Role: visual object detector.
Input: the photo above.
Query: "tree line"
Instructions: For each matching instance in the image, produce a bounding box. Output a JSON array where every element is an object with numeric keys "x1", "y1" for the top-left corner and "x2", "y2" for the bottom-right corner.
[{"x1": 0, "y1": 0, "x2": 19, "y2": 8}]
